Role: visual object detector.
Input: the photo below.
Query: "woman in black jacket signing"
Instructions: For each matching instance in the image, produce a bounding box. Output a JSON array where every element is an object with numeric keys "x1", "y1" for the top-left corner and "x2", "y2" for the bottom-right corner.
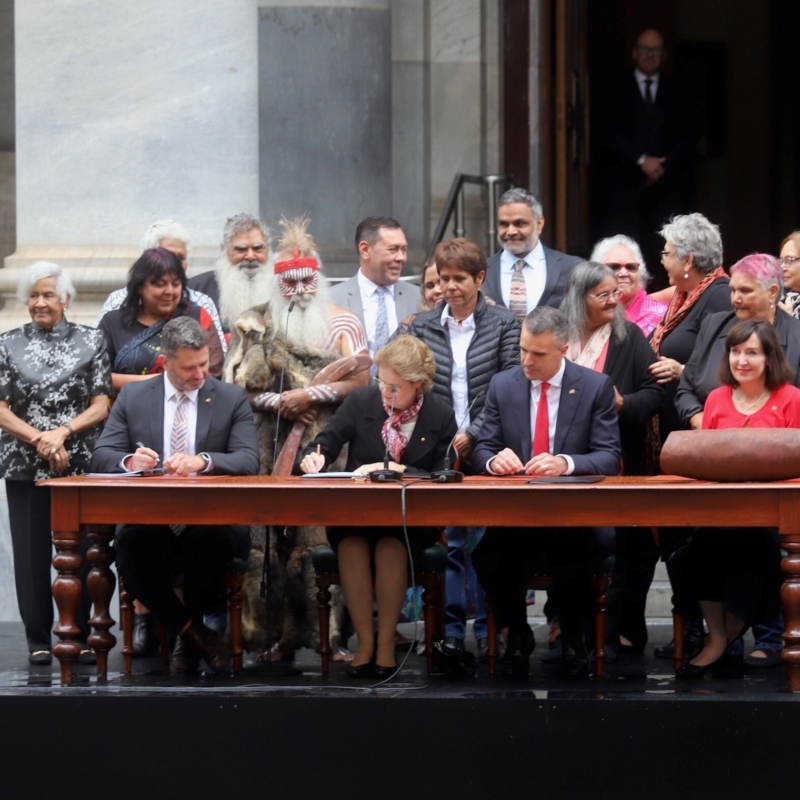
[
  {"x1": 560, "y1": 260, "x2": 664, "y2": 654},
  {"x1": 406, "y1": 238, "x2": 520, "y2": 667}
]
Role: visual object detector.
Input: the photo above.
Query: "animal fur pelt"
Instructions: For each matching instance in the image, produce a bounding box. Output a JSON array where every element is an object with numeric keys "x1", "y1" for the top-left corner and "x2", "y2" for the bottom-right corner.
[{"x1": 225, "y1": 304, "x2": 351, "y2": 654}]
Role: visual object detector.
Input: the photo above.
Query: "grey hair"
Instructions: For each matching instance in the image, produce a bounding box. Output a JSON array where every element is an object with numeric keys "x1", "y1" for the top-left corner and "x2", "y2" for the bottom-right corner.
[
  {"x1": 17, "y1": 261, "x2": 76, "y2": 305},
  {"x1": 560, "y1": 261, "x2": 629, "y2": 342},
  {"x1": 523, "y1": 306, "x2": 570, "y2": 346},
  {"x1": 660, "y1": 213, "x2": 723, "y2": 274},
  {"x1": 498, "y1": 187, "x2": 544, "y2": 219},
  {"x1": 222, "y1": 213, "x2": 268, "y2": 249},
  {"x1": 161, "y1": 316, "x2": 209, "y2": 358},
  {"x1": 140, "y1": 220, "x2": 192, "y2": 254},
  {"x1": 590, "y1": 234, "x2": 651, "y2": 287}
]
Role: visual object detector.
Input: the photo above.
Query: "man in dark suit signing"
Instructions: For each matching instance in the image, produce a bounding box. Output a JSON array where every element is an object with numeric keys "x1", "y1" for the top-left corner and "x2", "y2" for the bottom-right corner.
[
  {"x1": 471, "y1": 307, "x2": 621, "y2": 677},
  {"x1": 482, "y1": 188, "x2": 581, "y2": 323},
  {"x1": 91, "y1": 316, "x2": 260, "y2": 674}
]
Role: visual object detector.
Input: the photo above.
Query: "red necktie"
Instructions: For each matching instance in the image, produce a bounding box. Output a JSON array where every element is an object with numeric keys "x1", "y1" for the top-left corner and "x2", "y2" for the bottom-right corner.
[{"x1": 533, "y1": 382, "x2": 550, "y2": 456}]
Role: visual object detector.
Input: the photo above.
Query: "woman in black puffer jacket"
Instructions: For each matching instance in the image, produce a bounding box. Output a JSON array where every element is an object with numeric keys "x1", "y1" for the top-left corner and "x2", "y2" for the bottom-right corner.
[{"x1": 406, "y1": 238, "x2": 520, "y2": 665}]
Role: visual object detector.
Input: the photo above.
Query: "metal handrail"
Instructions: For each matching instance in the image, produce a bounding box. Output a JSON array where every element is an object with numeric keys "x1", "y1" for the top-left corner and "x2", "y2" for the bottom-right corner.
[{"x1": 426, "y1": 173, "x2": 519, "y2": 260}]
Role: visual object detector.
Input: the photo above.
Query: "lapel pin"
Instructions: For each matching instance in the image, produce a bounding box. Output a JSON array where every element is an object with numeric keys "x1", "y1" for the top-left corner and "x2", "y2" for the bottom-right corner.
[
  {"x1": 569, "y1": 389, "x2": 576, "y2": 394},
  {"x1": 420, "y1": 437, "x2": 426, "y2": 442},
  {"x1": 205, "y1": 398, "x2": 211, "y2": 403}
]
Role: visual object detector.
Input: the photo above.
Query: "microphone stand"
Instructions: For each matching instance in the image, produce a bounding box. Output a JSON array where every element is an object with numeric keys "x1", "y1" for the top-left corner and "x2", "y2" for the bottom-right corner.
[
  {"x1": 431, "y1": 390, "x2": 486, "y2": 483},
  {"x1": 243, "y1": 299, "x2": 301, "y2": 676},
  {"x1": 369, "y1": 386, "x2": 404, "y2": 483}
]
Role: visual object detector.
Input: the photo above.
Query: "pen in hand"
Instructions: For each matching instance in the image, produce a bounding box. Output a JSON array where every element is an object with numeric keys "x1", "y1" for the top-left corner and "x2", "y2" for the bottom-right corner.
[{"x1": 136, "y1": 441, "x2": 160, "y2": 463}]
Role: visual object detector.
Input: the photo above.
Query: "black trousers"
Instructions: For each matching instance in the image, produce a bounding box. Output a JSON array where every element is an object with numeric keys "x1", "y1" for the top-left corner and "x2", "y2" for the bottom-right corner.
[
  {"x1": 472, "y1": 526, "x2": 615, "y2": 640},
  {"x1": 6, "y1": 480, "x2": 92, "y2": 651},
  {"x1": 114, "y1": 524, "x2": 247, "y2": 635}
]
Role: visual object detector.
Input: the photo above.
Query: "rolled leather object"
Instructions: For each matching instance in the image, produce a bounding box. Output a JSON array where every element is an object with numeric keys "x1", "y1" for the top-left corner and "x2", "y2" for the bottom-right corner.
[{"x1": 660, "y1": 428, "x2": 800, "y2": 482}]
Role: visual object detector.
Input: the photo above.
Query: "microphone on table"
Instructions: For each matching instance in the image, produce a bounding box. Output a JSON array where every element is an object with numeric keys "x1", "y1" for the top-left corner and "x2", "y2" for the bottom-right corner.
[
  {"x1": 369, "y1": 384, "x2": 404, "y2": 483},
  {"x1": 271, "y1": 299, "x2": 296, "y2": 471},
  {"x1": 431, "y1": 390, "x2": 486, "y2": 483}
]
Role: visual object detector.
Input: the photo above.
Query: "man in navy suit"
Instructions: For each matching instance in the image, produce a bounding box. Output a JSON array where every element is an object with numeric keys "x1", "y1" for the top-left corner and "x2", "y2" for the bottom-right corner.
[
  {"x1": 481, "y1": 188, "x2": 581, "y2": 322},
  {"x1": 471, "y1": 307, "x2": 621, "y2": 676},
  {"x1": 92, "y1": 316, "x2": 260, "y2": 674}
]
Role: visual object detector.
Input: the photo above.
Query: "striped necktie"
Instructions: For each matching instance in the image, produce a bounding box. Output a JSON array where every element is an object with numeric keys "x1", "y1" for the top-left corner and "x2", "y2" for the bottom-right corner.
[
  {"x1": 510, "y1": 259, "x2": 528, "y2": 324},
  {"x1": 169, "y1": 391, "x2": 188, "y2": 535}
]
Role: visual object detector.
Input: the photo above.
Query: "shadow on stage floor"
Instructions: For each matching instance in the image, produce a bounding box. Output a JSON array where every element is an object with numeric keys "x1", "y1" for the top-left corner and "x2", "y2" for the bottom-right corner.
[{"x1": 0, "y1": 620, "x2": 797, "y2": 799}]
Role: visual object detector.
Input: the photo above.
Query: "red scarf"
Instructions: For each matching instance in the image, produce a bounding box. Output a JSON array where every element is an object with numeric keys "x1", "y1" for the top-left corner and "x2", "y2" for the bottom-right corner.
[
  {"x1": 381, "y1": 394, "x2": 424, "y2": 463},
  {"x1": 650, "y1": 267, "x2": 727, "y2": 355}
]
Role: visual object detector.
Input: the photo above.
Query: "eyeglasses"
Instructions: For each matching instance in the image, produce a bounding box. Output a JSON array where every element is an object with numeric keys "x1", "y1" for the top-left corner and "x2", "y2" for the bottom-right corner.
[
  {"x1": 588, "y1": 290, "x2": 622, "y2": 302},
  {"x1": 373, "y1": 377, "x2": 402, "y2": 393},
  {"x1": 232, "y1": 243, "x2": 267, "y2": 253},
  {"x1": 606, "y1": 262, "x2": 640, "y2": 272},
  {"x1": 780, "y1": 255, "x2": 800, "y2": 267},
  {"x1": 660, "y1": 250, "x2": 677, "y2": 260}
]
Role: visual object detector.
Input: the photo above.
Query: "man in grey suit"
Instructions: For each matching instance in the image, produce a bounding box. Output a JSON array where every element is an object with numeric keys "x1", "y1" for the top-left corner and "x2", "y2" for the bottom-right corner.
[
  {"x1": 329, "y1": 216, "x2": 421, "y2": 357},
  {"x1": 91, "y1": 316, "x2": 260, "y2": 674},
  {"x1": 482, "y1": 188, "x2": 581, "y2": 322}
]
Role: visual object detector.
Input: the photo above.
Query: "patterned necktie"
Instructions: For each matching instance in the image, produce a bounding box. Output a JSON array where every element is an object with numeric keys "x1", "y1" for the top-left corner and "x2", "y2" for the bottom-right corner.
[
  {"x1": 510, "y1": 259, "x2": 528, "y2": 324},
  {"x1": 532, "y1": 382, "x2": 550, "y2": 456},
  {"x1": 169, "y1": 391, "x2": 188, "y2": 535},
  {"x1": 644, "y1": 78, "x2": 654, "y2": 108},
  {"x1": 372, "y1": 286, "x2": 391, "y2": 375}
]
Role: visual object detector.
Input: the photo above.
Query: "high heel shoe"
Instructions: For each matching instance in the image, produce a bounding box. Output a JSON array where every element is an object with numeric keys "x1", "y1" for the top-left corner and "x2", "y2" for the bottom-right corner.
[
  {"x1": 676, "y1": 651, "x2": 726, "y2": 680},
  {"x1": 345, "y1": 660, "x2": 375, "y2": 678},
  {"x1": 374, "y1": 663, "x2": 398, "y2": 679}
]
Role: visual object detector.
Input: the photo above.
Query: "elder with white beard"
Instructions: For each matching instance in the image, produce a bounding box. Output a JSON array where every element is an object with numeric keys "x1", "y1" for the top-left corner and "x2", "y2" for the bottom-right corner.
[{"x1": 188, "y1": 213, "x2": 273, "y2": 333}]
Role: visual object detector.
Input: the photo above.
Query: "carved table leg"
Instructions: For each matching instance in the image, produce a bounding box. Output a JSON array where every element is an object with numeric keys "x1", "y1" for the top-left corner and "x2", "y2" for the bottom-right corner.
[
  {"x1": 315, "y1": 576, "x2": 333, "y2": 676},
  {"x1": 226, "y1": 572, "x2": 245, "y2": 673},
  {"x1": 85, "y1": 526, "x2": 117, "y2": 679},
  {"x1": 486, "y1": 595, "x2": 498, "y2": 677},
  {"x1": 118, "y1": 577, "x2": 134, "y2": 675},
  {"x1": 781, "y1": 538, "x2": 800, "y2": 692},
  {"x1": 592, "y1": 576, "x2": 610, "y2": 679},
  {"x1": 52, "y1": 529, "x2": 84, "y2": 685}
]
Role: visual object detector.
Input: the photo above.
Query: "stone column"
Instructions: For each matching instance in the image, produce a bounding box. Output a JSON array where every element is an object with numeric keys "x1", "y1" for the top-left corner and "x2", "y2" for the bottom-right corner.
[
  {"x1": 257, "y1": 0, "x2": 392, "y2": 277},
  {"x1": 2, "y1": 0, "x2": 260, "y2": 329}
]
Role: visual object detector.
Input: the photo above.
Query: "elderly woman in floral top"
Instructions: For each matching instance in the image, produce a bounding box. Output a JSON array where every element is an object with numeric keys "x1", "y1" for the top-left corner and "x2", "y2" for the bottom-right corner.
[{"x1": 0, "y1": 262, "x2": 111, "y2": 665}]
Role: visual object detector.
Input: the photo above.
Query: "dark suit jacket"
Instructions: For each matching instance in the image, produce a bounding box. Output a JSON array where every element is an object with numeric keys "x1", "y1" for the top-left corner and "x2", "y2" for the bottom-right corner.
[
  {"x1": 482, "y1": 246, "x2": 582, "y2": 311},
  {"x1": 604, "y1": 322, "x2": 663, "y2": 475},
  {"x1": 472, "y1": 361, "x2": 621, "y2": 476},
  {"x1": 91, "y1": 374, "x2": 259, "y2": 476},
  {"x1": 300, "y1": 385, "x2": 457, "y2": 475},
  {"x1": 675, "y1": 308, "x2": 800, "y2": 425}
]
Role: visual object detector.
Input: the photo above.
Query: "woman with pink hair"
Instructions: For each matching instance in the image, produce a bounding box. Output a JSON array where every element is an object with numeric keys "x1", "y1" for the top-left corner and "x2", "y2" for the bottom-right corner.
[{"x1": 675, "y1": 252, "x2": 800, "y2": 430}]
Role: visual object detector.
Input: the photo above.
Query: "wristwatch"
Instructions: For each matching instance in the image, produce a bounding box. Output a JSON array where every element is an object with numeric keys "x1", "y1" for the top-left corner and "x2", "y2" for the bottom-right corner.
[
  {"x1": 198, "y1": 453, "x2": 212, "y2": 472},
  {"x1": 637, "y1": 154, "x2": 646, "y2": 166}
]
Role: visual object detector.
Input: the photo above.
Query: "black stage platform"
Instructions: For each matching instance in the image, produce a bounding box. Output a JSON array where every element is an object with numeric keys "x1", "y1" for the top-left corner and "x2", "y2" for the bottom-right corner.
[{"x1": 1, "y1": 620, "x2": 797, "y2": 800}]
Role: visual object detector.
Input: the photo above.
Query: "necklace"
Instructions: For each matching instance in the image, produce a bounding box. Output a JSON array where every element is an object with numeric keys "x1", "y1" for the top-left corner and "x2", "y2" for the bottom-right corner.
[{"x1": 734, "y1": 388, "x2": 768, "y2": 414}]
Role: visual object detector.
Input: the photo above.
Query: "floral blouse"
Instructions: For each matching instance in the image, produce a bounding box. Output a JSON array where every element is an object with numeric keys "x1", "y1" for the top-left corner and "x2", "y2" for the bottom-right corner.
[{"x1": 0, "y1": 317, "x2": 112, "y2": 481}]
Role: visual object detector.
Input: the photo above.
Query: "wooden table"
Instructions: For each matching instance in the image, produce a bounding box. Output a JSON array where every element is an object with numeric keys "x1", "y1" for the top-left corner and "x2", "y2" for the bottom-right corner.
[{"x1": 41, "y1": 474, "x2": 800, "y2": 688}]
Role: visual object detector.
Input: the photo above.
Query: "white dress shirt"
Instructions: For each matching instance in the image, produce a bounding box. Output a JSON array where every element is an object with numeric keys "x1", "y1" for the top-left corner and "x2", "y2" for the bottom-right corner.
[
  {"x1": 441, "y1": 304, "x2": 476, "y2": 431},
  {"x1": 499, "y1": 240, "x2": 547, "y2": 313},
  {"x1": 357, "y1": 270, "x2": 398, "y2": 357},
  {"x1": 634, "y1": 68, "x2": 660, "y2": 102},
  {"x1": 487, "y1": 359, "x2": 574, "y2": 474}
]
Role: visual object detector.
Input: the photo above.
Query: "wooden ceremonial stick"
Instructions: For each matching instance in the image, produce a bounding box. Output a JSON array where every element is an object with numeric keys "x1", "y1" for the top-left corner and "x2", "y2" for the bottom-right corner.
[{"x1": 272, "y1": 353, "x2": 372, "y2": 475}]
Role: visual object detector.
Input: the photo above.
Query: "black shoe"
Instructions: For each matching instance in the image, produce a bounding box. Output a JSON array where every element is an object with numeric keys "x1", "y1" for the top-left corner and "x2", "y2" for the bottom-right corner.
[
  {"x1": 676, "y1": 652, "x2": 726, "y2": 680},
  {"x1": 374, "y1": 663, "x2": 399, "y2": 679},
  {"x1": 744, "y1": 649, "x2": 783, "y2": 668},
  {"x1": 500, "y1": 627, "x2": 535, "y2": 675},
  {"x1": 76, "y1": 648, "x2": 97, "y2": 666},
  {"x1": 28, "y1": 650, "x2": 52, "y2": 666},
  {"x1": 132, "y1": 613, "x2": 159, "y2": 658},
  {"x1": 345, "y1": 660, "x2": 375, "y2": 678},
  {"x1": 179, "y1": 623, "x2": 231, "y2": 673},
  {"x1": 170, "y1": 634, "x2": 200, "y2": 675},
  {"x1": 561, "y1": 635, "x2": 590, "y2": 678},
  {"x1": 655, "y1": 618, "x2": 704, "y2": 659},
  {"x1": 433, "y1": 636, "x2": 477, "y2": 675}
]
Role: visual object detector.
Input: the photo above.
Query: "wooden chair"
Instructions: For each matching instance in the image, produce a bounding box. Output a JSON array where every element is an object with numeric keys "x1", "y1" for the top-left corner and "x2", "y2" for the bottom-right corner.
[
  {"x1": 118, "y1": 555, "x2": 249, "y2": 675},
  {"x1": 311, "y1": 542, "x2": 447, "y2": 675},
  {"x1": 485, "y1": 555, "x2": 615, "y2": 678}
]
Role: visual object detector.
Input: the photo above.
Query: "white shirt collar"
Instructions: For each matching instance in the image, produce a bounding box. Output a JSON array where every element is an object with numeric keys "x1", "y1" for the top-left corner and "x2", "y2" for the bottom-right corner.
[
  {"x1": 357, "y1": 269, "x2": 396, "y2": 298},
  {"x1": 501, "y1": 239, "x2": 546, "y2": 270},
  {"x1": 529, "y1": 357, "x2": 566, "y2": 390},
  {"x1": 163, "y1": 373, "x2": 200, "y2": 404},
  {"x1": 634, "y1": 68, "x2": 660, "y2": 91},
  {"x1": 440, "y1": 303, "x2": 476, "y2": 329}
]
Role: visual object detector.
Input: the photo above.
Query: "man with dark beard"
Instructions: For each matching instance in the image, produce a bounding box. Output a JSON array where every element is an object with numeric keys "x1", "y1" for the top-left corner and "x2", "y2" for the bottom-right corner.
[
  {"x1": 188, "y1": 213, "x2": 273, "y2": 333},
  {"x1": 224, "y1": 217, "x2": 369, "y2": 663}
]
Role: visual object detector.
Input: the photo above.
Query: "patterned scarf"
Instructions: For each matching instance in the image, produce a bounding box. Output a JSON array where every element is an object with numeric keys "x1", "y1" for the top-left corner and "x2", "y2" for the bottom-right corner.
[
  {"x1": 381, "y1": 394, "x2": 424, "y2": 463},
  {"x1": 650, "y1": 267, "x2": 727, "y2": 355},
  {"x1": 567, "y1": 323, "x2": 612, "y2": 370}
]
